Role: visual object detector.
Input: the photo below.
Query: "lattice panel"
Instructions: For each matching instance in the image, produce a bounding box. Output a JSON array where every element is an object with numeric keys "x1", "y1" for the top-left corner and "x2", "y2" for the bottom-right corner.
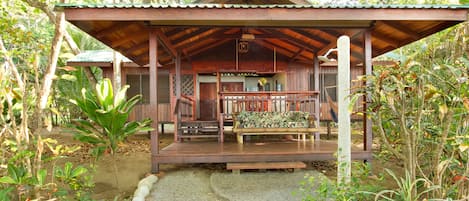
[{"x1": 172, "y1": 74, "x2": 194, "y2": 96}]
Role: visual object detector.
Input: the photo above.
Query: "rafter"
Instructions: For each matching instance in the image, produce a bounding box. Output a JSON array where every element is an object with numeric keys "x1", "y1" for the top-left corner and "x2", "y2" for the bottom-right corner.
[
  {"x1": 288, "y1": 28, "x2": 330, "y2": 45},
  {"x1": 255, "y1": 39, "x2": 311, "y2": 61},
  {"x1": 111, "y1": 31, "x2": 148, "y2": 47},
  {"x1": 371, "y1": 31, "x2": 399, "y2": 48},
  {"x1": 175, "y1": 28, "x2": 226, "y2": 49},
  {"x1": 172, "y1": 28, "x2": 211, "y2": 46},
  {"x1": 317, "y1": 29, "x2": 363, "y2": 56},
  {"x1": 380, "y1": 21, "x2": 420, "y2": 40},
  {"x1": 289, "y1": 48, "x2": 305, "y2": 63},
  {"x1": 155, "y1": 29, "x2": 177, "y2": 57},
  {"x1": 188, "y1": 39, "x2": 232, "y2": 57},
  {"x1": 261, "y1": 29, "x2": 319, "y2": 53},
  {"x1": 92, "y1": 22, "x2": 133, "y2": 38},
  {"x1": 126, "y1": 41, "x2": 148, "y2": 54}
]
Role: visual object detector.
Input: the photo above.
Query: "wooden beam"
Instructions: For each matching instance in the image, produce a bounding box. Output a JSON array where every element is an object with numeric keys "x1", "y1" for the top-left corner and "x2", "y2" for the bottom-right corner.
[
  {"x1": 172, "y1": 28, "x2": 211, "y2": 46},
  {"x1": 188, "y1": 39, "x2": 231, "y2": 57},
  {"x1": 175, "y1": 52, "x2": 181, "y2": 142},
  {"x1": 155, "y1": 29, "x2": 178, "y2": 57},
  {"x1": 289, "y1": 28, "x2": 330, "y2": 45},
  {"x1": 93, "y1": 22, "x2": 132, "y2": 38},
  {"x1": 253, "y1": 40, "x2": 310, "y2": 61},
  {"x1": 371, "y1": 31, "x2": 399, "y2": 48},
  {"x1": 263, "y1": 29, "x2": 319, "y2": 52},
  {"x1": 317, "y1": 29, "x2": 364, "y2": 54},
  {"x1": 363, "y1": 30, "x2": 373, "y2": 154},
  {"x1": 126, "y1": 41, "x2": 148, "y2": 54},
  {"x1": 289, "y1": 48, "x2": 304, "y2": 63},
  {"x1": 64, "y1": 7, "x2": 468, "y2": 22},
  {"x1": 175, "y1": 28, "x2": 226, "y2": 49},
  {"x1": 318, "y1": 30, "x2": 362, "y2": 57},
  {"x1": 313, "y1": 56, "x2": 320, "y2": 140},
  {"x1": 111, "y1": 31, "x2": 148, "y2": 47},
  {"x1": 380, "y1": 21, "x2": 421, "y2": 40},
  {"x1": 149, "y1": 30, "x2": 159, "y2": 174}
]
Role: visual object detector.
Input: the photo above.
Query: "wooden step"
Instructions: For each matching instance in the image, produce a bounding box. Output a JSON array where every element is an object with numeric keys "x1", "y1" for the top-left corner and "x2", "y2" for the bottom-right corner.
[
  {"x1": 179, "y1": 134, "x2": 219, "y2": 138},
  {"x1": 226, "y1": 162, "x2": 307, "y2": 174}
]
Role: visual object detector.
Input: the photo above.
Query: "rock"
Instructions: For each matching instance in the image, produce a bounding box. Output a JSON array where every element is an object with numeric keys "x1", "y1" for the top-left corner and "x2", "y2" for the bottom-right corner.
[{"x1": 132, "y1": 174, "x2": 158, "y2": 201}]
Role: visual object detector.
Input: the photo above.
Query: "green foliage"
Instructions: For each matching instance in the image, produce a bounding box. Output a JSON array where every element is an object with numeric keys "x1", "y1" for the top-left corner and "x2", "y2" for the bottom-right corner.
[
  {"x1": 295, "y1": 162, "x2": 384, "y2": 201},
  {"x1": 352, "y1": 19, "x2": 469, "y2": 198},
  {"x1": 367, "y1": 169, "x2": 440, "y2": 201},
  {"x1": 54, "y1": 162, "x2": 94, "y2": 200},
  {"x1": 70, "y1": 78, "x2": 153, "y2": 157},
  {"x1": 0, "y1": 187, "x2": 13, "y2": 201}
]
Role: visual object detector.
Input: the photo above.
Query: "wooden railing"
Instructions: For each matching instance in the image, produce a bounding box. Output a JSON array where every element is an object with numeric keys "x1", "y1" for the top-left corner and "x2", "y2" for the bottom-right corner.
[
  {"x1": 220, "y1": 91, "x2": 320, "y2": 120},
  {"x1": 174, "y1": 94, "x2": 196, "y2": 121}
]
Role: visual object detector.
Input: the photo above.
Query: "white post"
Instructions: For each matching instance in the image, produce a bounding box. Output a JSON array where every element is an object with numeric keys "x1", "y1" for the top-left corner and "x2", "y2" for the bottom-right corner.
[
  {"x1": 337, "y1": 35, "x2": 351, "y2": 185},
  {"x1": 113, "y1": 50, "x2": 122, "y2": 94}
]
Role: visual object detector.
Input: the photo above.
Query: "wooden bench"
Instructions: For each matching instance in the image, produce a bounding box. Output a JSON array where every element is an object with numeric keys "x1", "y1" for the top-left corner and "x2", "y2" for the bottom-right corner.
[
  {"x1": 227, "y1": 162, "x2": 307, "y2": 174},
  {"x1": 232, "y1": 111, "x2": 319, "y2": 144}
]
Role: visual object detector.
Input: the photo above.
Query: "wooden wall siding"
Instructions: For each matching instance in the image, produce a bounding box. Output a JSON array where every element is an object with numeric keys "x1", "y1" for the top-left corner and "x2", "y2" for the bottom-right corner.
[
  {"x1": 286, "y1": 62, "x2": 311, "y2": 91},
  {"x1": 128, "y1": 104, "x2": 171, "y2": 123}
]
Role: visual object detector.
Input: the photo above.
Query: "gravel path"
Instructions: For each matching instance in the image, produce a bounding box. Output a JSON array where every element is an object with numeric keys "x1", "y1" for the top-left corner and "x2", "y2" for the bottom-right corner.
[
  {"x1": 146, "y1": 168, "x2": 327, "y2": 201},
  {"x1": 146, "y1": 169, "x2": 226, "y2": 201}
]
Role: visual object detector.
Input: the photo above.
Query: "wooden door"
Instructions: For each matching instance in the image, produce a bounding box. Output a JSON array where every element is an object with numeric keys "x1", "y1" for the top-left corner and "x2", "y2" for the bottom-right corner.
[{"x1": 199, "y1": 83, "x2": 217, "y2": 120}]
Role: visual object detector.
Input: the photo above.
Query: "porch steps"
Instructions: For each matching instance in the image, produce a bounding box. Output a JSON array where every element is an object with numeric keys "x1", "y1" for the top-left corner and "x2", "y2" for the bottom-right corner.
[
  {"x1": 179, "y1": 121, "x2": 220, "y2": 140},
  {"x1": 226, "y1": 161, "x2": 307, "y2": 174}
]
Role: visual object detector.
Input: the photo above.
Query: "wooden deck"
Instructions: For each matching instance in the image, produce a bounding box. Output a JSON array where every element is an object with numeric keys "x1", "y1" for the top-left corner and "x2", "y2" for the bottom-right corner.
[{"x1": 154, "y1": 141, "x2": 372, "y2": 164}]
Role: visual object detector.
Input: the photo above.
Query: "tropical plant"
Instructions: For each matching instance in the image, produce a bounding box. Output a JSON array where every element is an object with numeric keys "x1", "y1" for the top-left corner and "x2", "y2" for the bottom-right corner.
[
  {"x1": 70, "y1": 78, "x2": 153, "y2": 158},
  {"x1": 366, "y1": 169, "x2": 440, "y2": 201},
  {"x1": 70, "y1": 78, "x2": 153, "y2": 192},
  {"x1": 295, "y1": 162, "x2": 384, "y2": 201}
]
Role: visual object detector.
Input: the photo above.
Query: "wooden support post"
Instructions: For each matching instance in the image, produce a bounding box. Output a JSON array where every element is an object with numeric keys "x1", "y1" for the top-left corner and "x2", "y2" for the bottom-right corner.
[
  {"x1": 175, "y1": 52, "x2": 182, "y2": 142},
  {"x1": 364, "y1": 30, "x2": 373, "y2": 155},
  {"x1": 216, "y1": 72, "x2": 224, "y2": 142},
  {"x1": 149, "y1": 30, "x2": 160, "y2": 174},
  {"x1": 337, "y1": 35, "x2": 351, "y2": 185},
  {"x1": 313, "y1": 56, "x2": 320, "y2": 141}
]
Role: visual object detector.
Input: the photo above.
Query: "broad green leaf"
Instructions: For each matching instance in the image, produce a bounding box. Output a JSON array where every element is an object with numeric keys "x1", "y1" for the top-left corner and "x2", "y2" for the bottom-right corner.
[
  {"x1": 60, "y1": 74, "x2": 77, "y2": 81},
  {"x1": 37, "y1": 169, "x2": 47, "y2": 186},
  {"x1": 0, "y1": 176, "x2": 16, "y2": 184},
  {"x1": 71, "y1": 166, "x2": 88, "y2": 178}
]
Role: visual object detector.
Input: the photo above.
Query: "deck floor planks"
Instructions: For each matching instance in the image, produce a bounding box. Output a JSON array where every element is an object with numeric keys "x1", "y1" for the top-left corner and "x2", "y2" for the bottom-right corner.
[{"x1": 160, "y1": 141, "x2": 342, "y2": 155}]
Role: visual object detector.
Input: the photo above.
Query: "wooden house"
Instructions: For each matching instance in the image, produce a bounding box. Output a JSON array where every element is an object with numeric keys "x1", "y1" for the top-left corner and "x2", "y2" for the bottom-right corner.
[{"x1": 59, "y1": 2, "x2": 469, "y2": 173}]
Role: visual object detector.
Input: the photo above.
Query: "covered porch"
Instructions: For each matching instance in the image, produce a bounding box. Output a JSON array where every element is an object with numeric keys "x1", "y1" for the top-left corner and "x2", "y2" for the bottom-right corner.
[{"x1": 59, "y1": 3, "x2": 468, "y2": 173}]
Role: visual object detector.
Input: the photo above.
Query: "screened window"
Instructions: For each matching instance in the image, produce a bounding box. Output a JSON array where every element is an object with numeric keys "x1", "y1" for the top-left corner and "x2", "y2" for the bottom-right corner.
[
  {"x1": 311, "y1": 72, "x2": 337, "y2": 103},
  {"x1": 127, "y1": 74, "x2": 150, "y2": 104}
]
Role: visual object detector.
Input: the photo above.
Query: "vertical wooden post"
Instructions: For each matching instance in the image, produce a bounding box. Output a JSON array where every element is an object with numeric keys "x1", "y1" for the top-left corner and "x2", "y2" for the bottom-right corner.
[
  {"x1": 364, "y1": 30, "x2": 373, "y2": 154},
  {"x1": 149, "y1": 30, "x2": 160, "y2": 174},
  {"x1": 175, "y1": 52, "x2": 182, "y2": 142},
  {"x1": 313, "y1": 56, "x2": 320, "y2": 141},
  {"x1": 337, "y1": 35, "x2": 351, "y2": 185},
  {"x1": 216, "y1": 72, "x2": 223, "y2": 142},
  {"x1": 216, "y1": 72, "x2": 221, "y2": 121}
]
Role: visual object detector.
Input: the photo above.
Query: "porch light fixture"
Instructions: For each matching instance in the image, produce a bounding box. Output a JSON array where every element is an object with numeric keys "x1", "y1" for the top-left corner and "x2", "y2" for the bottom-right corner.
[
  {"x1": 241, "y1": 33, "x2": 255, "y2": 40},
  {"x1": 318, "y1": 48, "x2": 338, "y2": 62}
]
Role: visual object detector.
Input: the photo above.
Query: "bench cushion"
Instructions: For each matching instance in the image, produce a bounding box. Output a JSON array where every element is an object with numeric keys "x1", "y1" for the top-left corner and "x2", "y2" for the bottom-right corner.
[{"x1": 236, "y1": 111, "x2": 310, "y2": 129}]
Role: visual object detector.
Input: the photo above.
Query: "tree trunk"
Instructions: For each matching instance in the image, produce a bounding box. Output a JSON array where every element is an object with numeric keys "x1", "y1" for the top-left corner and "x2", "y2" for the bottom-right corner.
[
  {"x1": 0, "y1": 37, "x2": 25, "y2": 89},
  {"x1": 22, "y1": 0, "x2": 97, "y2": 87},
  {"x1": 36, "y1": 12, "x2": 66, "y2": 130}
]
